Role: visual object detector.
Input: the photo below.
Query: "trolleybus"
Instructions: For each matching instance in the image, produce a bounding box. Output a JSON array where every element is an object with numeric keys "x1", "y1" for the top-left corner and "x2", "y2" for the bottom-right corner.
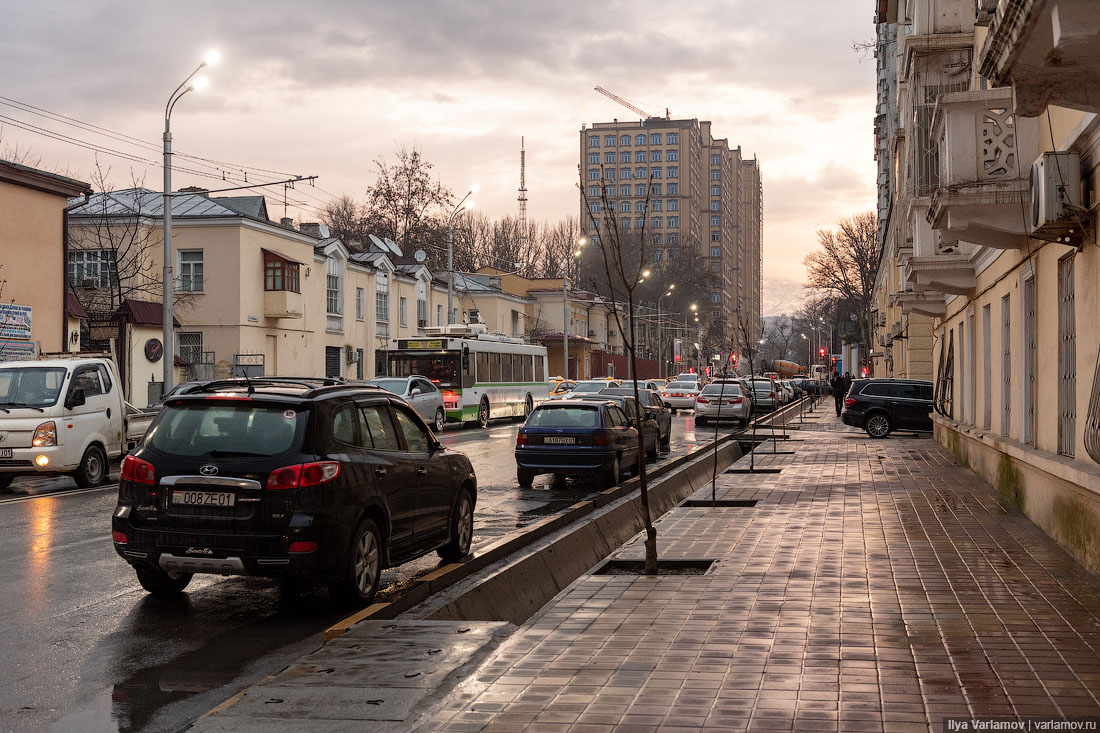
[{"x1": 386, "y1": 325, "x2": 549, "y2": 428}]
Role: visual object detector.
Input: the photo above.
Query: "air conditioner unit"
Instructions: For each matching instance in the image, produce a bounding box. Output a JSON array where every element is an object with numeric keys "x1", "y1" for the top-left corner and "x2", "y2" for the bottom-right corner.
[
  {"x1": 345, "y1": 345, "x2": 358, "y2": 363},
  {"x1": 588, "y1": 330, "x2": 596, "y2": 337},
  {"x1": 1030, "y1": 151, "x2": 1087, "y2": 245}
]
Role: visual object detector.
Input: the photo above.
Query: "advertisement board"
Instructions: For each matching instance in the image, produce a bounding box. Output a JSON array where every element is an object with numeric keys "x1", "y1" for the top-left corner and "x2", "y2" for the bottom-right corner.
[
  {"x1": 673, "y1": 338, "x2": 682, "y2": 363},
  {"x1": 0, "y1": 304, "x2": 32, "y2": 340},
  {"x1": 0, "y1": 339, "x2": 36, "y2": 362}
]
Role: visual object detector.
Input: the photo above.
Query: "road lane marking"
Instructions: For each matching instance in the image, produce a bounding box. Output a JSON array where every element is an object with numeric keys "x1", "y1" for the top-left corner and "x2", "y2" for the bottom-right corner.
[{"x1": 0, "y1": 484, "x2": 119, "y2": 505}]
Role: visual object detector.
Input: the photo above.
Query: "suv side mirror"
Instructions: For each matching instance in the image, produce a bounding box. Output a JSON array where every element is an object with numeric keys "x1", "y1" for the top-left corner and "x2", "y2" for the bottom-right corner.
[
  {"x1": 410, "y1": 387, "x2": 422, "y2": 396},
  {"x1": 66, "y1": 388, "x2": 86, "y2": 410}
]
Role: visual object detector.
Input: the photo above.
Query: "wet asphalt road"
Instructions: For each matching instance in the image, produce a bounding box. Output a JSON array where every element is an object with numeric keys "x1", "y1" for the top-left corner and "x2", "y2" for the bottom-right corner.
[{"x1": 0, "y1": 412, "x2": 745, "y2": 732}]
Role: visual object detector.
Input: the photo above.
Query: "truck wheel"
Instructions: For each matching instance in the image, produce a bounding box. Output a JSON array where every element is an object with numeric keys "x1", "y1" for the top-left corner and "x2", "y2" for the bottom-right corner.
[
  {"x1": 136, "y1": 565, "x2": 192, "y2": 597},
  {"x1": 73, "y1": 445, "x2": 107, "y2": 488},
  {"x1": 0, "y1": 475, "x2": 14, "y2": 491}
]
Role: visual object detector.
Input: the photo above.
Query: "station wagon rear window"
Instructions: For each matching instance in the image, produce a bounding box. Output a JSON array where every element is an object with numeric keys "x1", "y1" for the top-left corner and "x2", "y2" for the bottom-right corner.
[
  {"x1": 146, "y1": 403, "x2": 303, "y2": 457},
  {"x1": 528, "y1": 405, "x2": 599, "y2": 428}
]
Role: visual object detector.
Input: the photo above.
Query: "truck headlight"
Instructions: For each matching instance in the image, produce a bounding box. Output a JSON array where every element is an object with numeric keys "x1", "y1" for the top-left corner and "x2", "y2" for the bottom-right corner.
[{"x1": 32, "y1": 421, "x2": 57, "y2": 447}]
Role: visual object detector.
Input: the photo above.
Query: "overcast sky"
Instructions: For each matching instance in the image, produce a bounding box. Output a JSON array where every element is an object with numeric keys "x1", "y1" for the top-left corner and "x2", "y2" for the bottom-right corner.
[{"x1": 1, "y1": 0, "x2": 876, "y2": 315}]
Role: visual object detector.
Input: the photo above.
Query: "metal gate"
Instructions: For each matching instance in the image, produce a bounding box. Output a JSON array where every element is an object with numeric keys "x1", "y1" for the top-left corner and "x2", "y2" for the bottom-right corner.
[
  {"x1": 1058, "y1": 255, "x2": 1076, "y2": 457},
  {"x1": 1023, "y1": 275, "x2": 1036, "y2": 445}
]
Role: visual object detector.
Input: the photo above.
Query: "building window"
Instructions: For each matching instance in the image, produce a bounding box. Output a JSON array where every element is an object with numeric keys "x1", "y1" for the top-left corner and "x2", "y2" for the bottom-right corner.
[
  {"x1": 650, "y1": 150, "x2": 662, "y2": 162},
  {"x1": 621, "y1": 201, "x2": 632, "y2": 213},
  {"x1": 635, "y1": 217, "x2": 644, "y2": 228},
  {"x1": 651, "y1": 133, "x2": 661, "y2": 145},
  {"x1": 620, "y1": 152, "x2": 630, "y2": 163},
  {"x1": 711, "y1": 185, "x2": 720, "y2": 196},
  {"x1": 356, "y1": 287, "x2": 364, "y2": 319},
  {"x1": 622, "y1": 218, "x2": 631, "y2": 229},
  {"x1": 264, "y1": 251, "x2": 300, "y2": 292},
  {"x1": 606, "y1": 169, "x2": 615, "y2": 181},
  {"x1": 177, "y1": 332, "x2": 203, "y2": 365},
  {"x1": 376, "y1": 270, "x2": 390, "y2": 324},
  {"x1": 634, "y1": 201, "x2": 645, "y2": 213},
  {"x1": 666, "y1": 166, "x2": 678, "y2": 178},
  {"x1": 589, "y1": 203, "x2": 601, "y2": 213},
  {"x1": 179, "y1": 250, "x2": 204, "y2": 292},
  {"x1": 326, "y1": 257, "x2": 342, "y2": 315},
  {"x1": 325, "y1": 345, "x2": 342, "y2": 379},
  {"x1": 417, "y1": 280, "x2": 428, "y2": 327},
  {"x1": 711, "y1": 262, "x2": 721, "y2": 273},
  {"x1": 710, "y1": 201, "x2": 720, "y2": 211},
  {"x1": 711, "y1": 215, "x2": 721, "y2": 226},
  {"x1": 356, "y1": 349, "x2": 364, "y2": 380},
  {"x1": 635, "y1": 151, "x2": 646, "y2": 163},
  {"x1": 667, "y1": 199, "x2": 677, "y2": 211},
  {"x1": 605, "y1": 152, "x2": 615, "y2": 164},
  {"x1": 605, "y1": 201, "x2": 615, "y2": 212},
  {"x1": 588, "y1": 169, "x2": 599, "y2": 180},
  {"x1": 1058, "y1": 253, "x2": 1076, "y2": 456},
  {"x1": 711, "y1": 293, "x2": 721, "y2": 303},
  {"x1": 650, "y1": 167, "x2": 661, "y2": 179},
  {"x1": 667, "y1": 233, "x2": 678, "y2": 245},
  {"x1": 653, "y1": 249, "x2": 662, "y2": 261},
  {"x1": 588, "y1": 153, "x2": 598, "y2": 164},
  {"x1": 652, "y1": 200, "x2": 662, "y2": 211},
  {"x1": 620, "y1": 135, "x2": 630, "y2": 145},
  {"x1": 399, "y1": 297, "x2": 408, "y2": 327},
  {"x1": 667, "y1": 248, "x2": 677, "y2": 260},
  {"x1": 651, "y1": 183, "x2": 661, "y2": 195},
  {"x1": 589, "y1": 136, "x2": 599, "y2": 147},
  {"x1": 711, "y1": 246, "x2": 721, "y2": 257},
  {"x1": 589, "y1": 185, "x2": 600, "y2": 196},
  {"x1": 653, "y1": 217, "x2": 664, "y2": 228},
  {"x1": 635, "y1": 166, "x2": 646, "y2": 179},
  {"x1": 437, "y1": 304, "x2": 443, "y2": 326},
  {"x1": 635, "y1": 134, "x2": 646, "y2": 145},
  {"x1": 711, "y1": 232, "x2": 721, "y2": 242},
  {"x1": 1001, "y1": 294, "x2": 1011, "y2": 436},
  {"x1": 666, "y1": 133, "x2": 678, "y2": 144},
  {"x1": 620, "y1": 167, "x2": 631, "y2": 179},
  {"x1": 620, "y1": 184, "x2": 630, "y2": 196},
  {"x1": 667, "y1": 150, "x2": 678, "y2": 161},
  {"x1": 68, "y1": 249, "x2": 118, "y2": 289},
  {"x1": 604, "y1": 135, "x2": 615, "y2": 146},
  {"x1": 711, "y1": 170, "x2": 721, "y2": 180},
  {"x1": 605, "y1": 185, "x2": 615, "y2": 197},
  {"x1": 983, "y1": 305, "x2": 992, "y2": 431},
  {"x1": 711, "y1": 154, "x2": 720, "y2": 165},
  {"x1": 635, "y1": 184, "x2": 646, "y2": 195},
  {"x1": 667, "y1": 183, "x2": 678, "y2": 194},
  {"x1": 667, "y1": 216, "x2": 678, "y2": 228}
]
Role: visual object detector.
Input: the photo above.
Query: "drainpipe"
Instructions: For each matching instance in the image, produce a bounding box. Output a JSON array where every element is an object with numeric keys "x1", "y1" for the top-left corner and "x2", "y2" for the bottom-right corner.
[{"x1": 62, "y1": 191, "x2": 91, "y2": 353}]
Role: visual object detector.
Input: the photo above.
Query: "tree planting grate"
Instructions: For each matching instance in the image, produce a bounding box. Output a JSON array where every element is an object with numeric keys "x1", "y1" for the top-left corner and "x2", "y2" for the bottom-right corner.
[
  {"x1": 726, "y1": 467, "x2": 783, "y2": 474},
  {"x1": 680, "y1": 499, "x2": 759, "y2": 508},
  {"x1": 594, "y1": 558, "x2": 715, "y2": 576}
]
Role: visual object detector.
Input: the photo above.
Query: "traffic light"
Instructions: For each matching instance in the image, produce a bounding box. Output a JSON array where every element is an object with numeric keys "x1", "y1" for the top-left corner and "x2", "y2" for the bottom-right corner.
[
  {"x1": 731, "y1": 353, "x2": 738, "y2": 367},
  {"x1": 818, "y1": 347, "x2": 826, "y2": 358}
]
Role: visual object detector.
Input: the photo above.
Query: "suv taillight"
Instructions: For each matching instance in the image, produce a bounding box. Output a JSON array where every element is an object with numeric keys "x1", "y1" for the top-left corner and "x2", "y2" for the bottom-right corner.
[
  {"x1": 593, "y1": 433, "x2": 611, "y2": 447},
  {"x1": 267, "y1": 461, "x2": 341, "y2": 489},
  {"x1": 121, "y1": 454, "x2": 155, "y2": 485},
  {"x1": 845, "y1": 397, "x2": 856, "y2": 406}
]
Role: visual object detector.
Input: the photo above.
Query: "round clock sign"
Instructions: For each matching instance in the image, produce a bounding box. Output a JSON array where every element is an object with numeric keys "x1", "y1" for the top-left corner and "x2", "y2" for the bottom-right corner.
[{"x1": 144, "y1": 338, "x2": 164, "y2": 363}]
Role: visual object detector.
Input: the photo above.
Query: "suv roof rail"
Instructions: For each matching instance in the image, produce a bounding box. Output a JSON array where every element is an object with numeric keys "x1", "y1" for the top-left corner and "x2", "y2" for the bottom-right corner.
[
  {"x1": 301, "y1": 383, "x2": 388, "y2": 399},
  {"x1": 190, "y1": 376, "x2": 348, "y2": 395}
]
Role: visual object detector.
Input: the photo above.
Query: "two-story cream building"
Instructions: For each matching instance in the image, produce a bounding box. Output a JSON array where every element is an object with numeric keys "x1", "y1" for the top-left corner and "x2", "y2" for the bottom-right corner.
[{"x1": 872, "y1": 0, "x2": 1100, "y2": 575}]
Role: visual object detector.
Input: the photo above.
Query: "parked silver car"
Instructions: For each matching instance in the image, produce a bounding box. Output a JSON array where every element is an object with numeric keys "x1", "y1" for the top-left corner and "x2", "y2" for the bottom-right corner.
[
  {"x1": 747, "y1": 377, "x2": 780, "y2": 412},
  {"x1": 660, "y1": 380, "x2": 701, "y2": 412},
  {"x1": 368, "y1": 375, "x2": 447, "y2": 432},
  {"x1": 694, "y1": 383, "x2": 752, "y2": 427}
]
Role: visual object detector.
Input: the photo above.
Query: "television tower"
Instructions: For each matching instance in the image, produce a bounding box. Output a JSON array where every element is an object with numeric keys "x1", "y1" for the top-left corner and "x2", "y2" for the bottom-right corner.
[{"x1": 517, "y1": 137, "x2": 528, "y2": 243}]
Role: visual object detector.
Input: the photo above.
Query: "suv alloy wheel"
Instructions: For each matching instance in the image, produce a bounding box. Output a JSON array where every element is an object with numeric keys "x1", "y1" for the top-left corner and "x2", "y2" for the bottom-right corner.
[{"x1": 865, "y1": 413, "x2": 892, "y2": 438}]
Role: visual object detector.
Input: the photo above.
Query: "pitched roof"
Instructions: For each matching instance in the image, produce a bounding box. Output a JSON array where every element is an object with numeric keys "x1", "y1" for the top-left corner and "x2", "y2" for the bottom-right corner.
[
  {"x1": 67, "y1": 188, "x2": 276, "y2": 228},
  {"x1": 0, "y1": 159, "x2": 91, "y2": 198},
  {"x1": 65, "y1": 293, "x2": 87, "y2": 319},
  {"x1": 212, "y1": 195, "x2": 268, "y2": 220},
  {"x1": 118, "y1": 298, "x2": 181, "y2": 327}
]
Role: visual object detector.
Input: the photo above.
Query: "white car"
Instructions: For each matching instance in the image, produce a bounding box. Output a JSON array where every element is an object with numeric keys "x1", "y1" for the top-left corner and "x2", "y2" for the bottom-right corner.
[
  {"x1": 660, "y1": 380, "x2": 701, "y2": 412},
  {"x1": 694, "y1": 383, "x2": 751, "y2": 427},
  {"x1": 563, "y1": 379, "x2": 620, "y2": 399}
]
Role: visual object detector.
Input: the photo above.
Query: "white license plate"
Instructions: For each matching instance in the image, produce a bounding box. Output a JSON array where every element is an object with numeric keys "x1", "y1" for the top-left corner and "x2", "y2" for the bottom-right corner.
[
  {"x1": 171, "y1": 490, "x2": 236, "y2": 507},
  {"x1": 543, "y1": 436, "x2": 576, "y2": 445},
  {"x1": 0, "y1": 449, "x2": 11, "y2": 458}
]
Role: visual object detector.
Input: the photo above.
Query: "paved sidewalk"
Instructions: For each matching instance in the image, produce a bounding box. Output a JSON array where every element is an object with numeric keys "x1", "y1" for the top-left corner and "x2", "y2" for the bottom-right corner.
[{"x1": 419, "y1": 411, "x2": 1100, "y2": 731}]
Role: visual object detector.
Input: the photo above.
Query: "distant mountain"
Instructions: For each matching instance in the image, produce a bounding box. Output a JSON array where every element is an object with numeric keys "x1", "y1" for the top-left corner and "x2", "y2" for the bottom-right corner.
[{"x1": 762, "y1": 275, "x2": 809, "y2": 317}]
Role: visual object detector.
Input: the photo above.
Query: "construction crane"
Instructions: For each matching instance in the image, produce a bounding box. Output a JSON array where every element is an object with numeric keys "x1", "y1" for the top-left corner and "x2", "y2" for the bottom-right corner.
[{"x1": 594, "y1": 86, "x2": 669, "y2": 120}]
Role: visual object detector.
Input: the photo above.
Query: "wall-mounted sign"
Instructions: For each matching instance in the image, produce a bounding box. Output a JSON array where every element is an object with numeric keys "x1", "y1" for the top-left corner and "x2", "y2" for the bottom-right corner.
[
  {"x1": 235, "y1": 354, "x2": 264, "y2": 366},
  {"x1": 144, "y1": 338, "x2": 164, "y2": 363},
  {"x1": 0, "y1": 339, "x2": 35, "y2": 362},
  {"x1": 0, "y1": 304, "x2": 32, "y2": 340}
]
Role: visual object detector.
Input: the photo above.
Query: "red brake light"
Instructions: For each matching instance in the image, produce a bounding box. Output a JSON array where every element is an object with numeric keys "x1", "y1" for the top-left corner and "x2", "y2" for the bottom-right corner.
[
  {"x1": 696, "y1": 398, "x2": 710, "y2": 404},
  {"x1": 731, "y1": 397, "x2": 743, "y2": 404},
  {"x1": 845, "y1": 397, "x2": 856, "y2": 406},
  {"x1": 288, "y1": 541, "x2": 318, "y2": 553},
  {"x1": 301, "y1": 462, "x2": 340, "y2": 486},
  {"x1": 267, "y1": 464, "x2": 302, "y2": 489},
  {"x1": 205, "y1": 394, "x2": 252, "y2": 400},
  {"x1": 121, "y1": 454, "x2": 155, "y2": 485},
  {"x1": 593, "y1": 433, "x2": 611, "y2": 446},
  {"x1": 516, "y1": 432, "x2": 528, "y2": 446},
  {"x1": 112, "y1": 531, "x2": 127, "y2": 544}
]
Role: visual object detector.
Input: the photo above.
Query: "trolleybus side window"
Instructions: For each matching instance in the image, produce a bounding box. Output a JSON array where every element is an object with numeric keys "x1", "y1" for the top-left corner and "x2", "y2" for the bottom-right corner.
[
  {"x1": 534, "y1": 356, "x2": 545, "y2": 382},
  {"x1": 490, "y1": 353, "x2": 501, "y2": 382},
  {"x1": 501, "y1": 354, "x2": 512, "y2": 382},
  {"x1": 476, "y1": 352, "x2": 489, "y2": 384}
]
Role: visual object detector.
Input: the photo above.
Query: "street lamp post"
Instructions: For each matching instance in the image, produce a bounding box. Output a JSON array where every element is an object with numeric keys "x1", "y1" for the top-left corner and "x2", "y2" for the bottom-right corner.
[
  {"x1": 446, "y1": 186, "x2": 478, "y2": 326},
  {"x1": 162, "y1": 50, "x2": 218, "y2": 394},
  {"x1": 562, "y1": 238, "x2": 586, "y2": 379},
  {"x1": 656, "y1": 284, "x2": 674, "y2": 379}
]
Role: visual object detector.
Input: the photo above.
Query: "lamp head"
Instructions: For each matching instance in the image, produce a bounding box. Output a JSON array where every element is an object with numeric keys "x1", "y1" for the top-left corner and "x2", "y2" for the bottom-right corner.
[
  {"x1": 464, "y1": 199, "x2": 475, "y2": 210},
  {"x1": 469, "y1": 183, "x2": 480, "y2": 194},
  {"x1": 203, "y1": 49, "x2": 222, "y2": 67},
  {"x1": 190, "y1": 75, "x2": 210, "y2": 92},
  {"x1": 577, "y1": 236, "x2": 587, "y2": 246},
  {"x1": 642, "y1": 269, "x2": 650, "y2": 278}
]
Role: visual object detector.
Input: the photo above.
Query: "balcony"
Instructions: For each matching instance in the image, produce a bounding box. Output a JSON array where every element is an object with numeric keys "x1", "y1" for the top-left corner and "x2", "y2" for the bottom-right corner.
[
  {"x1": 890, "y1": 290, "x2": 947, "y2": 318},
  {"x1": 903, "y1": 252, "x2": 976, "y2": 296},
  {"x1": 979, "y1": 0, "x2": 1100, "y2": 117},
  {"x1": 263, "y1": 289, "x2": 303, "y2": 319},
  {"x1": 927, "y1": 88, "x2": 1038, "y2": 250}
]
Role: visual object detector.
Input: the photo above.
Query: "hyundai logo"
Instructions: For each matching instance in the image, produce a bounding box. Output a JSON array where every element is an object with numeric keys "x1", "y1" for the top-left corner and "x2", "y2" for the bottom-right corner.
[
  {"x1": 0, "y1": 434, "x2": 6, "y2": 443},
  {"x1": 199, "y1": 465, "x2": 219, "y2": 476}
]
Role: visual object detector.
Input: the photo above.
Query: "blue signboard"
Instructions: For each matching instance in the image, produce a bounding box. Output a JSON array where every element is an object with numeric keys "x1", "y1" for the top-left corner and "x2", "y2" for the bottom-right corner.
[
  {"x1": 0, "y1": 339, "x2": 36, "y2": 362},
  {"x1": 0, "y1": 304, "x2": 32, "y2": 340}
]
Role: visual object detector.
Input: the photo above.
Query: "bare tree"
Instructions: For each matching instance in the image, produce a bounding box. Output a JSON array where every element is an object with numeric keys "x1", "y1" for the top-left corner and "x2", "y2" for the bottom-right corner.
[
  {"x1": 363, "y1": 146, "x2": 453, "y2": 254},
  {"x1": 802, "y1": 212, "x2": 876, "y2": 369},
  {"x1": 320, "y1": 194, "x2": 370, "y2": 249},
  {"x1": 579, "y1": 166, "x2": 660, "y2": 575}
]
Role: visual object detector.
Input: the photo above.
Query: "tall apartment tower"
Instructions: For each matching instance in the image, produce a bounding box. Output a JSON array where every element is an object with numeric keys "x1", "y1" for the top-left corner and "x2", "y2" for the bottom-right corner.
[{"x1": 578, "y1": 118, "x2": 762, "y2": 341}]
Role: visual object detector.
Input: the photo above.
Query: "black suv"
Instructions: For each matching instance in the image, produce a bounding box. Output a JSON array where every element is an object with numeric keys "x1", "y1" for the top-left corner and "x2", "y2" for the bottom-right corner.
[
  {"x1": 112, "y1": 378, "x2": 477, "y2": 605},
  {"x1": 840, "y1": 378, "x2": 934, "y2": 438}
]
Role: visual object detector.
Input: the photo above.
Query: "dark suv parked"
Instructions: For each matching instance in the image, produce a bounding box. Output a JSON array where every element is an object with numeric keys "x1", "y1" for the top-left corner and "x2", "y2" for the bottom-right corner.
[
  {"x1": 112, "y1": 378, "x2": 476, "y2": 605},
  {"x1": 840, "y1": 378, "x2": 934, "y2": 438}
]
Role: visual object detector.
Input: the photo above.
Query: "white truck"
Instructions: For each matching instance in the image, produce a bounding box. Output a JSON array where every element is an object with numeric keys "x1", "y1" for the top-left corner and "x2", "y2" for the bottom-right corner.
[{"x1": 0, "y1": 356, "x2": 157, "y2": 489}]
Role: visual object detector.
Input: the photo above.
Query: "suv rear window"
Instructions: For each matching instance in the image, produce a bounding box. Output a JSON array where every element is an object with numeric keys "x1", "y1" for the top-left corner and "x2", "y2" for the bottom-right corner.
[
  {"x1": 528, "y1": 405, "x2": 598, "y2": 428},
  {"x1": 147, "y1": 403, "x2": 302, "y2": 457}
]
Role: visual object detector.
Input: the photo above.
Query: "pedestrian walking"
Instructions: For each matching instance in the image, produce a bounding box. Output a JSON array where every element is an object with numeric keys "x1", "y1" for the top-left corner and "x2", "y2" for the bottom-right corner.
[{"x1": 831, "y1": 370, "x2": 844, "y2": 416}]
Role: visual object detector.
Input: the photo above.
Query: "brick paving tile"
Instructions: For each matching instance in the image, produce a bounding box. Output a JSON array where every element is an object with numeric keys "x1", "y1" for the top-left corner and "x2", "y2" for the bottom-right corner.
[{"x1": 419, "y1": 411, "x2": 1100, "y2": 731}]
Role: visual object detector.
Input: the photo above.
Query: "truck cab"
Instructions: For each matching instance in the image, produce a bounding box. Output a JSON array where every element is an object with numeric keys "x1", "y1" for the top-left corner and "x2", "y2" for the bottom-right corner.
[{"x1": 0, "y1": 356, "x2": 154, "y2": 489}]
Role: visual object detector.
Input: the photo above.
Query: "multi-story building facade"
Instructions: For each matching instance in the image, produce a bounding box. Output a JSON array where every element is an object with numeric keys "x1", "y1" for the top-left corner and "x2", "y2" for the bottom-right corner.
[
  {"x1": 578, "y1": 118, "x2": 762, "y2": 344},
  {"x1": 872, "y1": 0, "x2": 1100, "y2": 575}
]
